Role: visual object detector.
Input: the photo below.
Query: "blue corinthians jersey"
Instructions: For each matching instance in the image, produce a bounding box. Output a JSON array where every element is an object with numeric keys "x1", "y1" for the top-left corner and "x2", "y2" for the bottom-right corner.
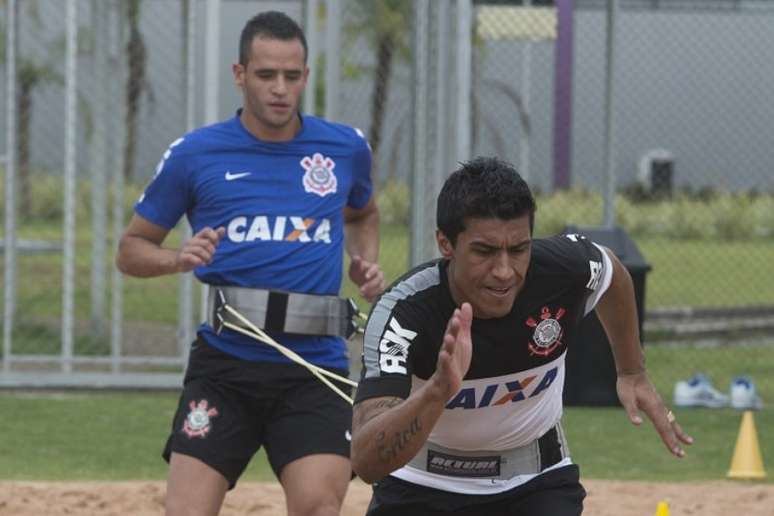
[{"x1": 135, "y1": 112, "x2": 373, "y2": 369}]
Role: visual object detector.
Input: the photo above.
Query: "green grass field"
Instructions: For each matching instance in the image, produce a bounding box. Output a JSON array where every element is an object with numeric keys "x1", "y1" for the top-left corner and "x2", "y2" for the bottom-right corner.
[
  {"x1": 564, "y1": 406, "x2": 773, "y2": 481},
  {"x1": 638, "y1": 237, "x2": 774, "y2": 307},
  {"x1": 645, "y1": 343, "x2": 774, "y2": 402},
  {"x1": 0, "y1": 391, "x2": 770, "y2": 483}
]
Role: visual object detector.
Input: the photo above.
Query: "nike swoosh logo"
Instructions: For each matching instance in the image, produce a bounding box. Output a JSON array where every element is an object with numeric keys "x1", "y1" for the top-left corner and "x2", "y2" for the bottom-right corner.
[{"x1": 225, "y1": 171, "x2": 251, "y2": 181}]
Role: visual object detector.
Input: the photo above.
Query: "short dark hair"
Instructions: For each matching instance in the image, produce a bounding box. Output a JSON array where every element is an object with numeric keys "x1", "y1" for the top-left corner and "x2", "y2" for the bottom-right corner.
[
  {"x1": 239, "y1": 11, "x2": 308, "y2": 66},
  {"x1": 436, "y1": 156, "x2": 537, "y2": 245}
]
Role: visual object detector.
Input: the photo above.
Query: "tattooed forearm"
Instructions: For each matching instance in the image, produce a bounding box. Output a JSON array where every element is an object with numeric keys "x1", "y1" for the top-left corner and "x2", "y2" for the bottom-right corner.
[
  {"x1": 375, "y1": 417, "x2": 422, "y2": 463},
  {"x1": 354, "y1": 397, "x2": 403, "y2": 428}
]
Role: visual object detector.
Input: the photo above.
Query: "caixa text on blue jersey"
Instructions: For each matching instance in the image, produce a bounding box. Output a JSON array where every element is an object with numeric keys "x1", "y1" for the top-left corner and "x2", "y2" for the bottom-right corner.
[{"x1": 226, "y1": 215, "x2": 332, "y2": 243}]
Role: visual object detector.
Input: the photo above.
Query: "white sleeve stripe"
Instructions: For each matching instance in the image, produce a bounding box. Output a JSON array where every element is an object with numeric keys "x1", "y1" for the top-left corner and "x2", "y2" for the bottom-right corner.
[
  {"x1": 362, "y1": 265, "x2": 441, "y2": 378},
  {"x1": 584, "y1": 243, "x2": 614, "y2": 315}
]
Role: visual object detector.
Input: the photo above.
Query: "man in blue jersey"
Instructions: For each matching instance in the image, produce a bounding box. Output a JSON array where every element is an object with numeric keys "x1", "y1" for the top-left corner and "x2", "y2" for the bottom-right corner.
[{"x1": 116, "y1": 11, "x2": 384, "y2": 516}]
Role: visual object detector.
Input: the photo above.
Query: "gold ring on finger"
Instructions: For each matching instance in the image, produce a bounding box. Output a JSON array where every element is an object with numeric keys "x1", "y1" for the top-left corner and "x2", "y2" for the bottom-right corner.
[{"x1": 666, "y1": 410, "x2": 676, "y2": 424}]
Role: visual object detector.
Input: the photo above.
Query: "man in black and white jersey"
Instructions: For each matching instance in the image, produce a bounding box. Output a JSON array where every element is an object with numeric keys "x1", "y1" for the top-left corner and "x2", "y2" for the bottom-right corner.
[{"x1": 350, "y1": 157, "x2": 693, "y2": 515}]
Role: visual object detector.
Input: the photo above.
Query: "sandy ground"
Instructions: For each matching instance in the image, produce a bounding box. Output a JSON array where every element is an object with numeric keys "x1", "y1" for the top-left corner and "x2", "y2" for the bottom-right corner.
[{"x1": 0, "y1": 479, "x2": 772, "y2": 515}]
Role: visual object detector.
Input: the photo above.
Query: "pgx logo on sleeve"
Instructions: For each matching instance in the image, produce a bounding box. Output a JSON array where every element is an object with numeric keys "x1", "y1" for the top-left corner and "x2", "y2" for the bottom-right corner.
[{"x1": 379, "y1": 317, "x2": 417, "y2": 374}]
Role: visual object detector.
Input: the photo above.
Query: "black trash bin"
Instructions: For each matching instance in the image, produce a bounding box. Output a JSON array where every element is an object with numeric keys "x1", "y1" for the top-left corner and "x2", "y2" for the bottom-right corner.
[
  {"x1": 562, "y1": 225, "x2": 651, "y2": 406},
  {"x1": 650, "y1": 158, "x2": 674, "y2": 197}
]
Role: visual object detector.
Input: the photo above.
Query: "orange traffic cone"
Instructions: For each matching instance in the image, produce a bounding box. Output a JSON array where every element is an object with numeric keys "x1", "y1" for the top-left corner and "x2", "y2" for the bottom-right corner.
[
  {"x1": 727, "y1": 410, "x2": 767, "y2": 479},
  {"x1": 654, "y1": 500, "x2": 670, "y2": 516}
]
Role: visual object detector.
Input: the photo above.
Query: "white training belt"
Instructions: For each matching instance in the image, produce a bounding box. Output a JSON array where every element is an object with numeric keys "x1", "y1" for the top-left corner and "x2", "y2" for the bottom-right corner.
[
  {"x1": 207, "y1": 286, "x2": 360, "y2": 338},
  {"x1": 406, "y1": 424, "x2": 569, "y2": 480}
]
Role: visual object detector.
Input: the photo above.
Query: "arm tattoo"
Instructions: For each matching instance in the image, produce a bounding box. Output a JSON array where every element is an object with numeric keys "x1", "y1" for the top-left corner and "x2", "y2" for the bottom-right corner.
[
  {"x1": 375, "y1": 417, "x2": 422, "y2": 463},
  {"x1": 354, "y1": 397, "x2": 403, "y2": 428}
]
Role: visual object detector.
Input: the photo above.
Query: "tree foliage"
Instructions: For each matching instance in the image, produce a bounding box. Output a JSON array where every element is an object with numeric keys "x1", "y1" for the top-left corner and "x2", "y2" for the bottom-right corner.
[{"x1": 344, "y1": 0, "x2": 412, "y2": 176}]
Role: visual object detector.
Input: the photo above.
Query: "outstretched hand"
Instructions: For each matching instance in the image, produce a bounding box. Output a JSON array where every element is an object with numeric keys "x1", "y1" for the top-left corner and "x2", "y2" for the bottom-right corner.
[
  {"x1": 349, "y1": 255, "x2": 385, "y2": 303},
  {"x1": 176, "y1": 226, "x2": 226, "y2": 272},
  {"x1": 430, "y1": 303, "x2": 473, "y2": 401},
  {"x1": 617, "y1": 371, "x2": 694, "y2": 457}
]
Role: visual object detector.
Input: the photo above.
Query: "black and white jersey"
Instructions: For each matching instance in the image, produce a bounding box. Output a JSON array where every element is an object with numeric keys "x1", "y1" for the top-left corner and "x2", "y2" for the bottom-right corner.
[{"x1": 356, "y1": 233, "x2": 613, "y2": 494}]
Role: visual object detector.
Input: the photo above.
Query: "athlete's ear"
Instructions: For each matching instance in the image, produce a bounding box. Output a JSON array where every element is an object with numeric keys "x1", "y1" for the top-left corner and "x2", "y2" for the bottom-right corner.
[
  {"x1": 233, "y1": 63, "x2": 245, "y2": 89},
  {"x1": 436, "y1": 229, "x2": 454, "y2": 259}
]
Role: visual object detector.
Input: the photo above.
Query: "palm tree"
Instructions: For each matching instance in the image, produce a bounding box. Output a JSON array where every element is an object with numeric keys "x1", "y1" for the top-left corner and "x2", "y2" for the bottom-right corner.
[
  {"x1": 345, "y1": 0, "x2": 412, "y2": 175},
  {"x1": 1, "y1": 1, "x2": 66, "y2": 218},
  {"x1": 16, "y1": 62, "x2": 61, "y2": 217},
  {"x1": 123, "y1": 0, "x2": 153, "y2": 181}
]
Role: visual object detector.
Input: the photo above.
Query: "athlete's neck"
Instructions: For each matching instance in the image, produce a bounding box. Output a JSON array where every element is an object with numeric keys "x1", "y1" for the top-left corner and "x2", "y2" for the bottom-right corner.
[
  {"x1": 240, "y1": 110, "x2": 302, "y2": 142},
  {"x1": 445, "y1": 261, "x2": 467, "y2": 310}
]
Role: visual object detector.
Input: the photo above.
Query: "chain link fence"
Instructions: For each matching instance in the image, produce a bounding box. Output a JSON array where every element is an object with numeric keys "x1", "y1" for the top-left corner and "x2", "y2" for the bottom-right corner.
[
  {"x1": 566, "y1": 0, "x2": 774, "y2": 409},
  {"x1": 1, "y1": 0, "x2": 772, "y2": 413},
  {"x1": 1, "y1": 0, "x2": 192, "y2": 386}
]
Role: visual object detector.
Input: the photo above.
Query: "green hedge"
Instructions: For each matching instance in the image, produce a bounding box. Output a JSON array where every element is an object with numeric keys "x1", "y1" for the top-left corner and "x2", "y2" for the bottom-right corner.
[
  {"x1": 375, "y1": 181, "x2": 774, "y2": 242},
  {"x1": 3, "y1": 169, "x2": 772, "y2": 242}
]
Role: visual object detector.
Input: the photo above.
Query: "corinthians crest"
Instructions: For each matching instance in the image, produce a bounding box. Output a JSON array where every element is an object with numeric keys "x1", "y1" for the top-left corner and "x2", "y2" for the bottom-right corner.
[
  {"x1": 301, "y1": 152, "x2": 337, "y2": 197},
  {"x1": 182, "y1": 399, "x2": 219, "y2": 438},
  {"x1": 526, "y1": 306, "x2": 566, "y2": 357}
]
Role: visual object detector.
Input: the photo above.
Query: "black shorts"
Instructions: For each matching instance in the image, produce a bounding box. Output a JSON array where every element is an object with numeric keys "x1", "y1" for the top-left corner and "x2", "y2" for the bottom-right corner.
[
  {"x1": 163, "y1": 337, "x2": 352, "y2": 489},
  {"x1": 366, "y1": 465, "x2": 585, "y2": 516}
]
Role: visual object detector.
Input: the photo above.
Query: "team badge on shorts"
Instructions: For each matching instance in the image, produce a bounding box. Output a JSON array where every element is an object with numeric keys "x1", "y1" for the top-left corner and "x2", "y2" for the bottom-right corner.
[
  {"x1": 182, "y1": 399, "x2": 219, "y2": 438},
  {"x1": 526, "y1": 306, "x2": 566, "y2": 357},
  {"x1": 301, "y1": 152, "x2": 337, "y2": 197}
]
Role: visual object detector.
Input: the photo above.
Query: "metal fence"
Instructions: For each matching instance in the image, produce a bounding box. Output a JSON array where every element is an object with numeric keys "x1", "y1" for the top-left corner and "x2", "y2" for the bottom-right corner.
[
  {"x1": 1, "y1": 0, "x2": 193, "y2": 388},
  {"x1": 1, "y1": 0, "x2": 772, "y2": 412}
]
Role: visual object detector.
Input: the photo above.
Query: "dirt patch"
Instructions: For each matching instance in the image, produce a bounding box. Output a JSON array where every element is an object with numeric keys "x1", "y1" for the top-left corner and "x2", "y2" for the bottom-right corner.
[{"x1": 0, "y1": 479, "x2": 771, "y2": 515}]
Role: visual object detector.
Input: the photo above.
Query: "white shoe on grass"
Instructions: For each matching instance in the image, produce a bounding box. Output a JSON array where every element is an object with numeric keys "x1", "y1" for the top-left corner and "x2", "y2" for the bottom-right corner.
[
  {"x1": 729, "y1": 377, "x2": 763, "y2": 410},
  {"x1": 673, "y1": 373, "x2": 729, "y2": 408}
]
